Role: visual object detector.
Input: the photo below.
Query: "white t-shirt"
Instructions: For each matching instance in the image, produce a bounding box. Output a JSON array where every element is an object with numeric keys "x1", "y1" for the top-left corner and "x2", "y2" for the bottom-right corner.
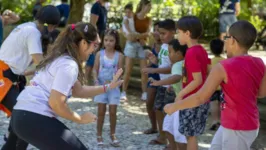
[
  {"x1": 14, "y1": 56, "x2": 79, "y2": 118},
  {"x1": 0, "y1": 22, "x2": 43, "y2": 75},
  {"x1": 158, "y1": 44, "x2": 171, "y2": 87},
  {"x1": 122, "y1": 16, "x2": 136, "y2": 35}
]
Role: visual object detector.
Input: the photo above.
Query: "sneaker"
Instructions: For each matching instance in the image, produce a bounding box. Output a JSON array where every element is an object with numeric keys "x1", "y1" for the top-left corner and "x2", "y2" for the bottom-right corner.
[
  {"x1": 141, "y1": 92, "x2": 147, "y2": 101},
  {"x1": 120, "y1": 92, "x2": 127, "y2": 100}
]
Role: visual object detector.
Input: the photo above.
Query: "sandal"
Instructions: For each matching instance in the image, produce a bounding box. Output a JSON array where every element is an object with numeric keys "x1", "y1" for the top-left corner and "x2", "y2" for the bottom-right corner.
[
  {"x1": 143, "y1": 128, "x2": 158, "y2": 134},
  {"x1": 209, "y1": 122, "x2": 220, "y2": 131},
  {"x1": 163, "y1": 145, "x2": 171, "y2": 150},
  {"x1": 149, "y1": 138, "x2": 167, "y2": 145},
  {"x1": 110, "y1": 134, "x2": 120, "y2": 147},
  {"x1": 97, "y1": 136, "x2": 104, "y2": 146}
]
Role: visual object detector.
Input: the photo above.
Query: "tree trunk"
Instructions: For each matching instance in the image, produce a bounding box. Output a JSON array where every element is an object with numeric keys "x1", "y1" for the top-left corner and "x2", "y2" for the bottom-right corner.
[
  {"x1": 247, "y1": 0, "x2": 252, "y2": 8},
  {"x1": 67, "y1": 0, "x2": 85, "y2": 24}
]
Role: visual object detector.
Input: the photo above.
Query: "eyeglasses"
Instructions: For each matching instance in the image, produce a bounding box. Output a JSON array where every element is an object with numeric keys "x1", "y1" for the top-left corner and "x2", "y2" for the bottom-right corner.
[
  {"x1": 223, "y1": 35, "x2": 239, "y2": 43},
  {"x1": 87, "y1": 40, "x2": 99, "y2": 48}
]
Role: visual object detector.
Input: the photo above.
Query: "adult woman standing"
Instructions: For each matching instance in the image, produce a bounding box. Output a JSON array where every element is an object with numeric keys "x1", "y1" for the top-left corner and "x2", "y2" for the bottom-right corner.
[
  {"x1": 120, "y1": 0, "x2": 152, "y2": 101},
  {"x1": 10, "y1": 22, "x2": 123, "y2": 150},
  {"x1": 0, "y1": 5, "x2": 60, "y2": 150}
]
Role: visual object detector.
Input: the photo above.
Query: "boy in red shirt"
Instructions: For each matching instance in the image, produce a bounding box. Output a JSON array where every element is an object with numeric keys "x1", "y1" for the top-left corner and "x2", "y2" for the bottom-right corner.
[
  {"x1": 170, "y1": 16, "x2": 210, "y2": 150},
  {"x1": 164, "y1": 20, "x2": 266, "y2": 150}
]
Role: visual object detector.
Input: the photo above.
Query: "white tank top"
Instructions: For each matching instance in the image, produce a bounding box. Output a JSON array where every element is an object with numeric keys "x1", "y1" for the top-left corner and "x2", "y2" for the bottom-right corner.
[{"x1": 122, "y1": 16, "x2": 136, "y2": 35}]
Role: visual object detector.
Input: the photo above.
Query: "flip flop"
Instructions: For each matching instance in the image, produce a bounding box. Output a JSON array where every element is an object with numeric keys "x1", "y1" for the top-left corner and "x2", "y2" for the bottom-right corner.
[
  {"x1": 149, "y1": 138, "x2": 167, "y2": 145},
  {"x1": 143, "y1": 128, "x2": 158, "y2": 134}
]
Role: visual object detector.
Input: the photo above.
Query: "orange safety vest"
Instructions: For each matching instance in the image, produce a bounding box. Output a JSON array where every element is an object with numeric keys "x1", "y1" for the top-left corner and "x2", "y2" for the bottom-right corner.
[{"x1": 0, "y1": 60, "x2": 13, "y2": 117}]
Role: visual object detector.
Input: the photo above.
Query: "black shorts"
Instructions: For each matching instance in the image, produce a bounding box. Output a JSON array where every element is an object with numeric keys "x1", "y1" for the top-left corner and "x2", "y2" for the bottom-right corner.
[
  {"x1": 1, "y1": 69, "x2": 26, "y2": 114},
  {"x1": 179, "y1": 103, "x2": 210, "y2": 136},
  {"x1": 210, "y1": 90, "x2": 222, "y2": 102},
  {"x1": 154, "y1": 86, "x2": 176, "y2": 111}
]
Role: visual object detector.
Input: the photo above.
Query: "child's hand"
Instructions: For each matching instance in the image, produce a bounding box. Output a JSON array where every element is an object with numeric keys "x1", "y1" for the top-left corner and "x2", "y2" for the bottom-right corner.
[
  {"x1": 109, "y1": 68, "x2": 124, "y2": 89},
  {"x1": 164, "y1": 103, "x2": 176, "y2": 115},
  {"x1": 78, "y1": 112, "x2": 97, "y2": 124},
  {"x1": 149, "y1": 77, "x2": 159, "y2": 86},
  {"x1": 3, "y1": 9, "x2": 12, "y2": 16},
  {"x1": 167, "y1": 85, "x2": 173, "y2": 92},
  {"x1": 142, "y1": 68, "x2": 155, "y2": 74},
  {"x1": 147, "y1": 53, "x2": 158, "y2": 64}
]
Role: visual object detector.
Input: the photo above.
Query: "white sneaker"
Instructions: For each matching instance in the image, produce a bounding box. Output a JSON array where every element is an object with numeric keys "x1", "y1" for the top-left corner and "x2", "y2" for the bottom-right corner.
[
  {"x1": 120, "y1": 92, "x2": 127, "y2": 100},
  {"x1": 141, "y1": 92, "x2": 147, "y2": 101}
]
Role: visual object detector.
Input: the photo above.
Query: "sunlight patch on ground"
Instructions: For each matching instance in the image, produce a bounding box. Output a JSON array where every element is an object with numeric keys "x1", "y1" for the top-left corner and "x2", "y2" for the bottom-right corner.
[
  {"x1": 199, "y1": 143, "x2": 211, "y2": 148},
  {"x1": 132, "y1": 131, "x2": 143, "y2": 135}
]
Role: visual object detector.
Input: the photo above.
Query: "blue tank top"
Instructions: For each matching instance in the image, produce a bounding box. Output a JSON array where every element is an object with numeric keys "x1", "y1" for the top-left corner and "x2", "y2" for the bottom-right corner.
[{"x1": 148, "y1": 48, "x2": 160, "y2": 80}]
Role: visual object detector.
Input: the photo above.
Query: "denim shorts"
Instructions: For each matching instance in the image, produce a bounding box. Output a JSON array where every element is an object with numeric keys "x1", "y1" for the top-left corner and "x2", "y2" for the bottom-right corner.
[
  {"x1": 124, "y1": 41, "x2": 145, "y2": 59},
  {"x1": 219, "y1": 14, "x2": 237, "y2": 33},
  {"x1": 94, "y1": 87, "x2": 120, "y2": 105}
]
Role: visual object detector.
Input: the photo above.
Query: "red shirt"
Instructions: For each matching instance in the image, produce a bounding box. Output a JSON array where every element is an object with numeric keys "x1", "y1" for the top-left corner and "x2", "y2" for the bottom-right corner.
[
  {"x1": 182, "y1": 45, "x2": 210, "y2": 98},
  {"x1": 220, "y1": 55, "x2": 265, "y2": 130}
]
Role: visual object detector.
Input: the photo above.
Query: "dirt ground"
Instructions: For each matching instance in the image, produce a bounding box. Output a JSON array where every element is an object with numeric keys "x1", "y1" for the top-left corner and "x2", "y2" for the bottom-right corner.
[
  {"x1": 0, "y1": 51, "x2": 266, "y2": 150},
  {"x1": 0, "y1": 88, "x2": 266, "y2": 150}
]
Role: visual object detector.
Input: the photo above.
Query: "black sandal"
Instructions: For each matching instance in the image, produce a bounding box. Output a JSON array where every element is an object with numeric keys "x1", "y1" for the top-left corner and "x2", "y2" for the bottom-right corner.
[
  {"x1": 209, "y1": 122, "x2": 220, "y2": 131},
  {"x1": 143, "y1": 128, "x2": 158, "y2": 134}
]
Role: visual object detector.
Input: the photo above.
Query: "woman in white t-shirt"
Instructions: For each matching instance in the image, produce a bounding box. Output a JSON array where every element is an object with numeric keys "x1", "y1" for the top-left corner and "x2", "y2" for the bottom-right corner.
[
  {"x1": 11, "y1": 23, "x2": 123, "y2": 150},
  {"x1": 0, "y1": 5, "x2": 60, "y2": 150}
]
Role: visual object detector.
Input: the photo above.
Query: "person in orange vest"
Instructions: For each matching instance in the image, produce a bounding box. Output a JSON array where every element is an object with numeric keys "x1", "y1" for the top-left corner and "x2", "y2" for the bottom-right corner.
[{"x1": 0, "y1": 5, "x2": 60, "y2": 150}]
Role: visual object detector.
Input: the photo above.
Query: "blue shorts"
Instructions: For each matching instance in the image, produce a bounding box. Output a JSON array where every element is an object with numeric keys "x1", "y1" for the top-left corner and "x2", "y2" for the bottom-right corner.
[
  {"x1": 86, "y1": 53, "x2": 95, "y2": 67},
  {"x1": 147, "y1": 64, "x2": 160, "y2": 88},
  {"x1": 94, "y1": 88, "x2": 120, "y2": 105},
  {"x1": 219, "y1": 14, "x2": 237, "y2": 33}
]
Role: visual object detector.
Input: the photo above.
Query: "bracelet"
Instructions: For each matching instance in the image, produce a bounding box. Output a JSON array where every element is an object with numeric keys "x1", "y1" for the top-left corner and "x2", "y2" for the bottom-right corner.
[
  {"x1": 106, "y1": 84, "x2": 111, "y2": 92},
  {"x1": 103, "y1": 85, "x2": 106, "y2": 93}
]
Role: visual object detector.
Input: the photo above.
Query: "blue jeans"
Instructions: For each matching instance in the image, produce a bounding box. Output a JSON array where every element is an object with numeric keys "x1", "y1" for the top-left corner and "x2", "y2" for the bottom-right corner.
[{"x1": 219, "y1": 14, "x2": 237, "y2": 33}]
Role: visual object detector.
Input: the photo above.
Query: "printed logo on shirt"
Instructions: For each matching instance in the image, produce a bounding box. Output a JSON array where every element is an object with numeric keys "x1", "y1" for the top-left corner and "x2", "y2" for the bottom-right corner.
[{"x1": 158, "y1": 48, "x2": 169, "y2": 65}]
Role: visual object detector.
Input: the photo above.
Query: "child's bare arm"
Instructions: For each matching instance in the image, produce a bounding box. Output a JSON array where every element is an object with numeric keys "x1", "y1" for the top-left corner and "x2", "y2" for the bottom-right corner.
[
  {"x1": 142, "y1": 66, "x2": 171, "y2": 75},
  {"x1": 235, "y1": 2, "x2": 241, "y2": 16},
  {"x1": 92, "y1": 52, "x2": 100, "y2": 85},
  {"x1": 164, "y1": 64, "x2": 225, "y2": 115},
  {"x1": 124, "y1": 19, "x2": 132, "y2": 33},
  {"x1": 177, "y1": 72, "x2": 203, "y2": 100},
  {"x1": 258, "y1": 67, "x2": 266, "y2": 98},
  {"x1": 151, "y1": 75, "x2": 181, "y2": 86},
  {"x1": 118, "y1": 53, "x2": 124, "y2": 70}
]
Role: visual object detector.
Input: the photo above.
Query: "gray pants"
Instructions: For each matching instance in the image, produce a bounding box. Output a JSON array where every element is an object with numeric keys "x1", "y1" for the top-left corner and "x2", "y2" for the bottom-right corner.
[{"x1": 210, "y1": 126, "x2": 258, "y2": 150}]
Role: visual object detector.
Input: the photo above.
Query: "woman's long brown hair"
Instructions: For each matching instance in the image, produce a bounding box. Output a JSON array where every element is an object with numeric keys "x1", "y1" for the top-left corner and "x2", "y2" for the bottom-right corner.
[
  {"x1": 136, "y1": 0, "x2": 151, "y2": 14},
  {"x1": 37, "y1": 22, "x2": 97, "y2": 84}
]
